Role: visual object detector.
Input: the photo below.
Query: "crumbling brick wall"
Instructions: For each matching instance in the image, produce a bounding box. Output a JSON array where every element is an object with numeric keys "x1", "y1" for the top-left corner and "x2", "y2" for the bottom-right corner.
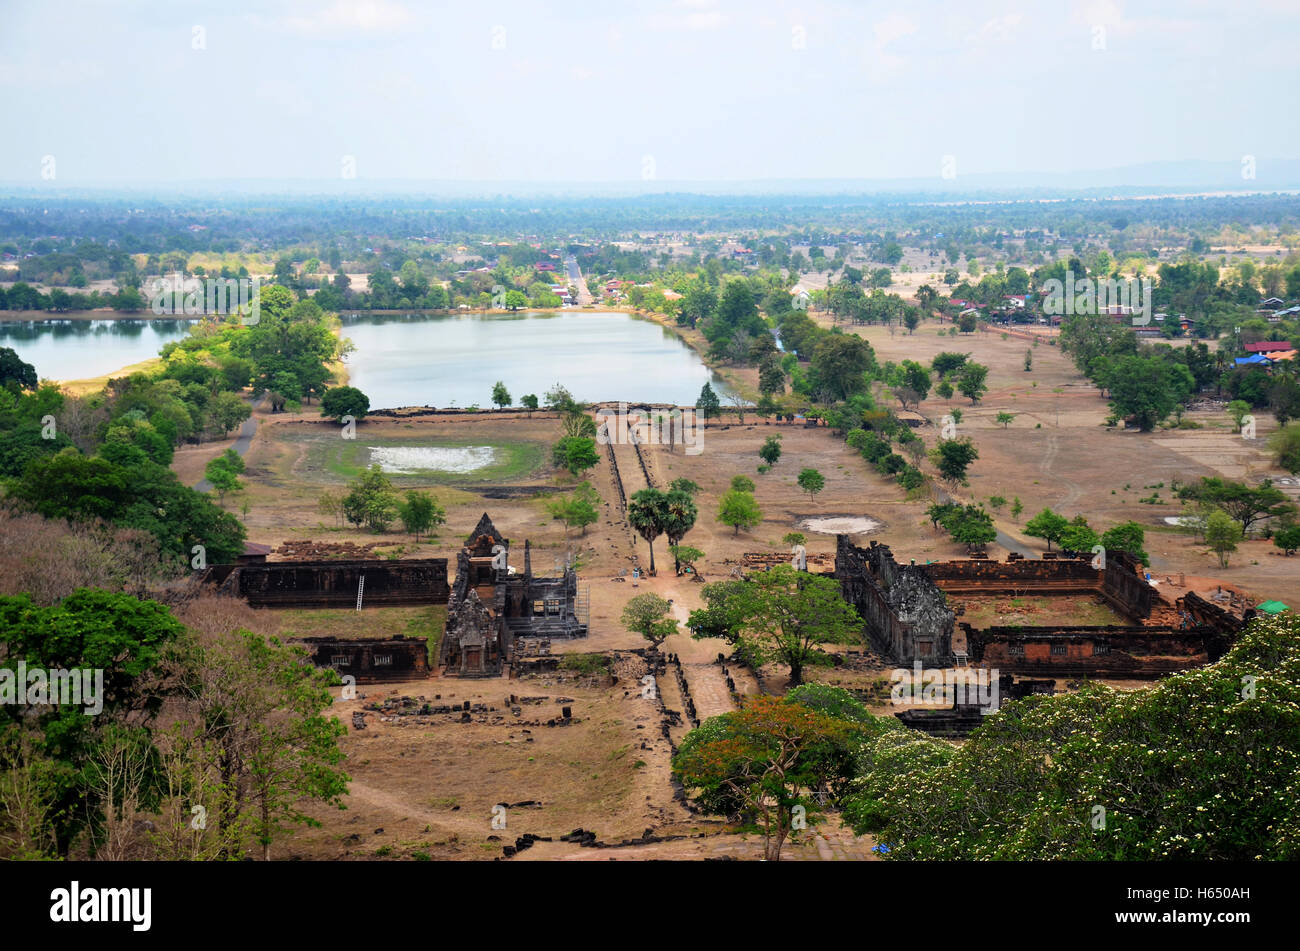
[
  {"x1": 923, "y1": 557, "x2": 1098, "y2": 593},
  {"x1": 965, "y1": 623, "x2": 1213, "y2": 677},
  {"x1": 835, "y1": 537, "x2": 954, "y2": 663},
  {"x1": 295, "y1": 635, "x2": 430, "y2": 682},
  {"x1": 1100, "y1": 550, "x2": 1154, "y2": 620},
  {"x1": 224, "y1": 559, "x2": 449, "y2": 608}
]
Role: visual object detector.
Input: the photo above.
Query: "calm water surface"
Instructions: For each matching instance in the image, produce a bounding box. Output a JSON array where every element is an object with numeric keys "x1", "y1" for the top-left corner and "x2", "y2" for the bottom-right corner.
[
  {"x1": 339, "y1": 311, "x2": 731, "y2": 408},
  {"x1": 0, "y1": 319, "x2": 195, "y2": 381}
]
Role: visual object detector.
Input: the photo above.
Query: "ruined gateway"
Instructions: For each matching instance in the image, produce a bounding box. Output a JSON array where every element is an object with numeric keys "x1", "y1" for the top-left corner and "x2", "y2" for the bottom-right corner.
[
  {"x1": 438, "y1": 513, "x2": 590, "y2": 677},
  {"x1": 832, "y1": 536, "x2": 1243, "y2": 676}
]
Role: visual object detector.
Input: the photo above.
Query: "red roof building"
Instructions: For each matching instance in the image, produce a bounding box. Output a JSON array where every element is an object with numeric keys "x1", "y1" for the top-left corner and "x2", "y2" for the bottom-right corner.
[{"x1": 1245, "y1": 341, "x2": 1293, "y2": 354}]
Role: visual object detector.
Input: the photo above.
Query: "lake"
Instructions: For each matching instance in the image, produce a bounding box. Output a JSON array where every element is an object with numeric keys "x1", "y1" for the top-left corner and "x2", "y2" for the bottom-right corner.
[
  {"x1": 338, "y1": 311, "x2": 732, "y2": 409},
  {"x1": 0, "y1": 318, "x2": 195, "y2": 382}
]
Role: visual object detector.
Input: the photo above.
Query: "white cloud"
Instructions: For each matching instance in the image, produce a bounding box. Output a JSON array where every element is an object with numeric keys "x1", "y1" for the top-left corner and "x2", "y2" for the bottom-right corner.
[
  {"x1": 280, "y1": 0, "x2": 414, "y2": 34},
  {"x1": 864, "y1": 14, "x2": 917, "y2": 83}
]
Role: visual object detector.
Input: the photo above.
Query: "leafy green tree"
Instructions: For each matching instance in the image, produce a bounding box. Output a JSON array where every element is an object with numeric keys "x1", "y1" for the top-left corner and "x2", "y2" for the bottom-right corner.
[
  {"x1": 1176, "y1": 477, "x2": 1296, "y2": 535},
  {"x1": 1024, "y1": 508, "x2": 1069, "y2": 550},
  {"x1": 673, "y1": 694, "x2": 858, "y2": 860},
  {"x1": 843, "y1": 615, "x2": 1300, "y2": 859},
  {"x1": 547, "y1": 481, "x2": 600, "y2": 537},
  {"x1": 717, "y1": 489, "x2": 762, "y2": 536},
  {"x1": 929, "y1": 438, "x2": 979, "y2": 487},
  {"x1": 797, "y1": 467, "x2": 826, "y2": 499},
  {"x1": 809, "y1": 335, "x2": 875, "y2": 402},
  {"x1": 342, "y1": 464, "x2": 399, "y2": 532},
  {"x1": 320, "y1": 386, "x2": 369, "y2": 423},
  {"x1": 520, "y1": 394, "x2": 539, "y2": 416},
  {"x1": 1269, "y1": 424, "x2": 1300, "y2": 475},
  {"x1": 1225, "y1": 399, "x2": 1252, "y2": 429},
  {"x1": 1100, "y1": 521, "x2": 1149, "y2": 565},
  {"x1": 1205, "y1": 510, "x2": 1242, "y2": 567},
  {"x1": 210, "y1": 391, "x2": 252, "y2": 436},
  {"x1": 491, "y1": 381, "x2": 511, "y2": 409},
  {"x1": 1011, "y1": 497, "x2": 1024, "y2": 520},
  {"x1": 730, "y1": 474, "x2": 756, "y2": 493},
  {"x1": 0, "y1": 590, "x2": 187, "y2": 855},
  {"x1": 621, "y1": 593, "x2": 679, "y2": 649},
  {"x1": 1107, "y1": 355, "x2": 1187, "y2": 431},
  {"x1": 759, "y1": 435, "x2": 783, "y2": 467},
  {"x1": 995, "y1": 412, "x2": 1016, "y2": 428},
  {"x1": 0, "y1": 347, "x2": 38, "y2": 390},
  {"x1": 668, "y1": 544, "x2": 704, "y2": 574},
  {"x1": 553, "y1": 435, "x2": 600, "y2": 478},
  {"x1": 204, "y1": 448, "x2": 245, "y2": 506},
  {"x1": 1059, "y1": 519, "x2": 1101, "y2": 554},
  {"x1": 1274, "y1": 525, "x2": 1300, "y2": 556},
  {"x1": 687, "y1": 565, "x2": 861, "y2": 685},
  {"x1": 945, "y1": 505, "x2": 997, "y2": 547},
  {"x1": 398, "y1": 490, "x2": 445, "y2": 542},
  {"x1": 696, "y1": 383, "x2": 721, "y2": 426},
  {"x1": 503, "y1": 289, "x2": 528, "y2": 310},
  {"x1": 956, "y1": 362, "x2": 989, "y2": 403}
]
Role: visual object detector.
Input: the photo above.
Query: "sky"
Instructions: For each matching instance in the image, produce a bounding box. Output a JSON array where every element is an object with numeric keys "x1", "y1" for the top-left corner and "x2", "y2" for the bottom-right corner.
[{"x1": 1, "y1": 0, "x2": 1297, "y2": 188}]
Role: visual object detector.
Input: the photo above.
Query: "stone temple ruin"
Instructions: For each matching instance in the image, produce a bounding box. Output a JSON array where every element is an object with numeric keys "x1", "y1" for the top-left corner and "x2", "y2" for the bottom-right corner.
[
  {"x1": 438, "y1": 513, "x2": 590, "y2": 677},
  {"x1": 832, "y1": 536, "x2": 1246, "y2": 678}
]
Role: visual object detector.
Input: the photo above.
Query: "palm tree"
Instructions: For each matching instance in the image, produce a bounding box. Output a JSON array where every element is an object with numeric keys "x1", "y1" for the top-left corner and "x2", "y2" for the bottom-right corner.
[
  {"x1": 628, "y1": 488, "x2": 668, "y2": 575},
  {"x1": 663, "y1": 489, "x2": 699, "y2": 573}
]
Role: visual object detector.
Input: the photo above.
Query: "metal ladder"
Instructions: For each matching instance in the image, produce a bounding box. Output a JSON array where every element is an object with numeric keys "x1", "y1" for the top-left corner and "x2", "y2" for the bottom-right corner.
[
  {"x1": 356, "y1": 575, "x2": 365, "y2": 612},
  {"x1": 574, "y1": 586, "x2": 590, "y2": 628}
]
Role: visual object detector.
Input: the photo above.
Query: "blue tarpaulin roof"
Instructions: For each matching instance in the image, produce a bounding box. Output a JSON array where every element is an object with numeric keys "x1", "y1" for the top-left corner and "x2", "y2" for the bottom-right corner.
[{"x1": 1235, "y1": 354, "x2": 1269, "y2": 365}]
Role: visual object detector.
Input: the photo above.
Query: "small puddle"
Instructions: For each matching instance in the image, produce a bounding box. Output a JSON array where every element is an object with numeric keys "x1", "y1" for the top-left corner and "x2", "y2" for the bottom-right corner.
[
  {"x1": 368, "y1": 445, "x2": 498, "y2": 474},
  {"x1": 800, "y1": 515, "x2": 881, "y2": 535}
]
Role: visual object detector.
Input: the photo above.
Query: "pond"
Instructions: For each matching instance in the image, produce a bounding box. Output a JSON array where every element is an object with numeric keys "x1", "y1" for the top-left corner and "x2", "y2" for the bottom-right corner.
[
  {"x1": 338, "y1": 311, "x2": 732, "y2": 409},
  {"x1": 0, "y1": 318, "x2": 195, "y2": 382}
]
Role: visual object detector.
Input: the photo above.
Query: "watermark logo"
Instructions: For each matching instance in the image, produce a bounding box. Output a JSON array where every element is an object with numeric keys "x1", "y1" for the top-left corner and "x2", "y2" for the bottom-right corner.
[
  {"x1": 50, "y1": 882, "x2": 151, "y2": 931},
  {"x1": 790, "y1": 543, "x2": 807, "y2": 570},
  {"x1": 1091, "y1": 544, "x2": 1106, "y2": 570},
  {"x1": 1241, "y1": 675, "x2": 1256, "y2": 700},
  {"x1": 791, "y1": 24, "x2": 806, "y2": 50},
  {"x1": 1091, "y1": 24, "x2": 1106, "y2": 51},
  {"x1": 190, "y1": 805, "x2": 207, "y2": 830},
  {"x1": 41, "y1": 154, "x2": 56, "y2": 180},
  {"x1": 640, "y1": 674, "x2": 658, "y2": 700},
  {"x1": 1241, "y1": 414, "x2": 1256, "y2": 440},
  {"x1": 192, "y1": 25, "x2": 206, "y2": 50},
  {"x1": 641, "y1": 154, "x2": 657, "y2": 181},
  {"x1": 341, "y1": 154, "x2": 357, "y2": 180},
  {"x1": 940, "y1": 154, "x2": 957, "y2": 180},
  {"x1": 940, "y1": 414, "x2": 957, "y2": 439},
  {"x1": 1041, "y1": 270, "x2": 1152, "y2": 326},
  {"x1": 791, "y1": 804, "x2": 807, "y2": 829},
  {"x1": 890, "y1": 663, "x2": 1000, "y2": 713},
  {"x1": 491, "y1": 804, "x2": 508, "y2": 829},
  {"x1": 1091, "y1": 804, "x2": 1107, "y2": 831},
  {"x1": 340, "y1": 674, "x2": 357, "y2": 700},
  {"x1": 340, "y1": 414, "x2": 357, "y2": 440},
  {"x1": 490, "y1": 25, "x2": 506, "y2": 50},
  {"x1": 191, "y1": 544, "x2": 206, "y2": 570},
  {"x1": 596, "y1": 402, "x2": 703, "y2": 455},
  {"x1": 1, "y1": 663, "x2": 104, "y2": 715},
  {"x1": 41, "y1": 414, "x2": 56, "y2": 440},
  {"x1": 149, "y1": 273, "x2": 261, "y2": 323},
  {"x1": 1241, "y1": 154, "x2": 1256, "y2": 181}
]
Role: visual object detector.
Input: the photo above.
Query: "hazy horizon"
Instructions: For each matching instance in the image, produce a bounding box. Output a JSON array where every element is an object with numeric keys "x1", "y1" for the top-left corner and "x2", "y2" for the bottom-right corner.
[{"x1": 4, "y1": 0, "x2": 1298, "y2": 187}]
